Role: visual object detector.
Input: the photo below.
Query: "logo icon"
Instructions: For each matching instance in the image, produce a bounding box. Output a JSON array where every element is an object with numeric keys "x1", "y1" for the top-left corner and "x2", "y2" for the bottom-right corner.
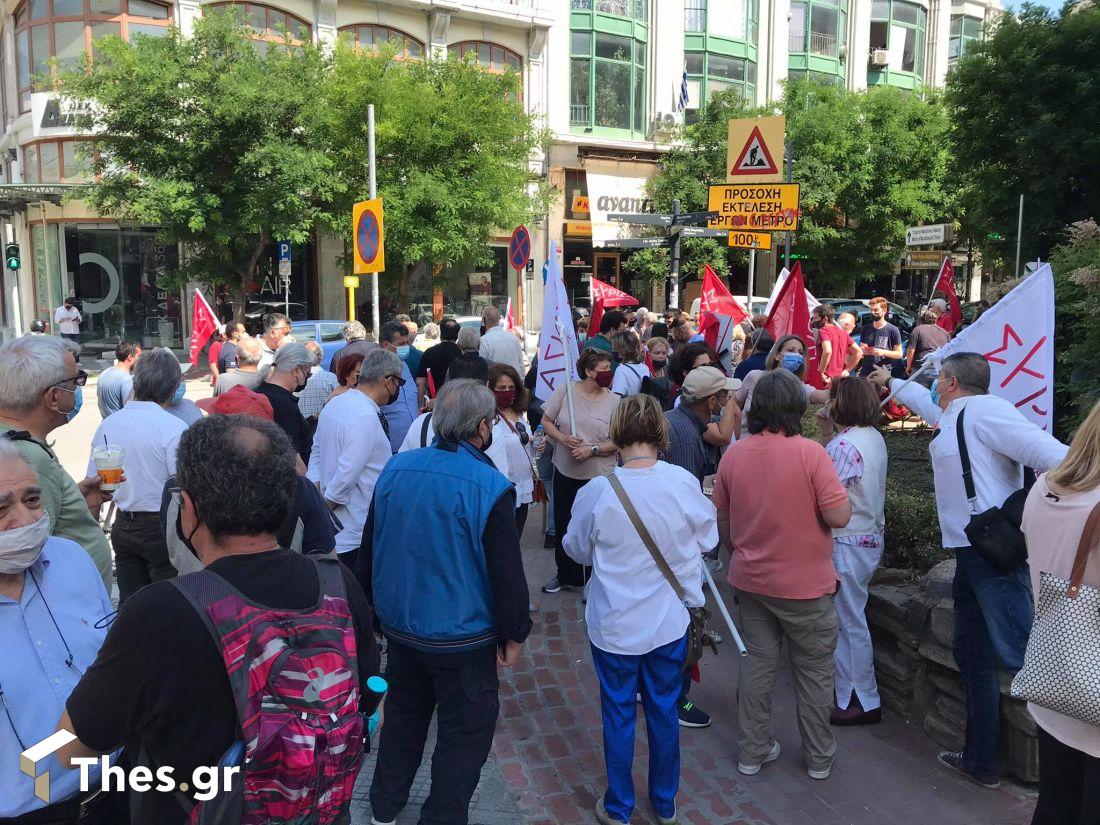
[{"x1": 21, "y1": 730, "x2": 77, "y2": 802}]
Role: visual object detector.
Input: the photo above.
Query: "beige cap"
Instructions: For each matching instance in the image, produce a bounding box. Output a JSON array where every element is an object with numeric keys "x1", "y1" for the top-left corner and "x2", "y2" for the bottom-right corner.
[{"x1": 681, "y1": 366, "x2": 742, "y2": 398}]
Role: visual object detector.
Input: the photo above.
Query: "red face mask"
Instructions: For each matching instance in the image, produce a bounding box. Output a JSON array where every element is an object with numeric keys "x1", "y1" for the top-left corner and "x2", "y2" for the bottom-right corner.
[
  {"x1": 493, "y1": 389, "x2": 516, "y2": 409},
  {"x1": 593, "y1": 370, "x2": 613, "y2": 388}
]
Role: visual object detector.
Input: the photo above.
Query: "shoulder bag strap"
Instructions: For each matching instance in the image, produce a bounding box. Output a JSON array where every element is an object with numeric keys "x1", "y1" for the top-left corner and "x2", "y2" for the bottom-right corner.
[
  {"x1": 605, "y1": 471, "x2": 687, "y2": 604},
  {"x1": 955, "y1": 407, "x2": 979, "y2": 513},
  {"x1": 1067, "y1": 501, "x2": 1100, "y2": 599},
  {"x1": 420, "y1": 412, "x2": 432, "y2": 448}
]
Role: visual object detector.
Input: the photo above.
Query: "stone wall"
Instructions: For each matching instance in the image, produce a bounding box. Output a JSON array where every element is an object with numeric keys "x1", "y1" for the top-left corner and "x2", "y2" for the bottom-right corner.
[{"x1": 866, "y1": 559, "x2": 1039, "y2": 783}]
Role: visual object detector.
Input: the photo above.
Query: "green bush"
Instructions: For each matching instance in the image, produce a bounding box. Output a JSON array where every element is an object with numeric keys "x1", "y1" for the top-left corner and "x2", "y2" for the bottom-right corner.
[
  {"x1": 1051, "y1": 220, "x2": 1100, "y2": 436},
  {"x1": 881, "y1": 427, "x2": 947, "y2": 573}
]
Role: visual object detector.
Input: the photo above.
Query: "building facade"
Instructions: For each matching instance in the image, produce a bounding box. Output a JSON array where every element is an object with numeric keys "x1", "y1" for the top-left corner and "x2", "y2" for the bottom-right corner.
[{"x1": 0, "y1": 0, "x2": 1000, "y2": 344}]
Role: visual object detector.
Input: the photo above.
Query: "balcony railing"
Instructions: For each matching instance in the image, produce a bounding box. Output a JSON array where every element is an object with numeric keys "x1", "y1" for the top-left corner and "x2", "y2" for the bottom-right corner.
[
  {"x1": 570, "y1": 104, "x2": 590, "y2": 125},
  {"x1": 684, "y1": 8, "x2": 706, "y2": 31},
  {"x1": 570, "y1": 0, "x2": 647, "y2": 21},
  {"x1": 789, "y1": 31, "x2": 839, "y2": 57}
]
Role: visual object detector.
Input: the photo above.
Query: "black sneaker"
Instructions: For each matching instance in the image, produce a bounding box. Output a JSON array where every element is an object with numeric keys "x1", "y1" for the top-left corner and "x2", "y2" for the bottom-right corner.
[
  {"x1": 677, "y1": 699, "x2": 711, "y2": 728},
  {"x1": 541, "y1": 576, "x2": 563, "y2": 593},
  {"x1": 937, "y1": 750, "x2": 1002, "y2": 789}
]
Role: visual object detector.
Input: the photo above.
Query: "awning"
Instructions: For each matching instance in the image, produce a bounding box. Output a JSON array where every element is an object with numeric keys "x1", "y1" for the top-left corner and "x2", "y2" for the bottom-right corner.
[{"x1": 0, "y1": 184, "x2": 82, "y2": 215}]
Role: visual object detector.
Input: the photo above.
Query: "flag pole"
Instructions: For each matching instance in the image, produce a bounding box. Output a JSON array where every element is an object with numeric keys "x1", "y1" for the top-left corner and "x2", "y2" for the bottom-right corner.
[
  {"x1": 555, "y1": 319, "x2": 576, "y2": 433},
  {"x1": 701, "y1": 563, "x2": 747, "y2": 657},
  {"x1": 879, "y1": 360, "x2": 933, "y2": 409}
]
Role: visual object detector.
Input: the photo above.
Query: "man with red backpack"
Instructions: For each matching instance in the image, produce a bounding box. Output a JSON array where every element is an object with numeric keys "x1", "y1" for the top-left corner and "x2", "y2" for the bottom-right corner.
[{"x1": 55, "y1": 415, "x2": 382, "y2": 825}]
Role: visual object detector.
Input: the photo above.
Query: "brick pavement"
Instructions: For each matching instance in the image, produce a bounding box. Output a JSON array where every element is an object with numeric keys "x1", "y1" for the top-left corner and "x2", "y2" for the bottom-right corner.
[{"x1": 490, "y1": 512, "x2": 1037, "y2": 825}]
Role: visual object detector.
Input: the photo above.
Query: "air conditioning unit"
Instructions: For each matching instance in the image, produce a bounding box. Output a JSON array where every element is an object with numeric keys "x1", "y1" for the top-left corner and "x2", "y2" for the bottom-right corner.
[
  {"x1": 870, "y1": 49, "x2": 890, "y2": 67},
  {"x1": 653, "y1": 112, "x2": 679, "y2": 135}
]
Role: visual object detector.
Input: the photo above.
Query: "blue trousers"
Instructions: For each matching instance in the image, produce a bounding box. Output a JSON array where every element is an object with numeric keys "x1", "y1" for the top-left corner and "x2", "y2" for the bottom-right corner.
[
  {"x1": 591, "y1": 634, "x2": 686, "y2": 824},
  {"x1": 952, "y1": 549, "x2": 1033, "y2": 777}
]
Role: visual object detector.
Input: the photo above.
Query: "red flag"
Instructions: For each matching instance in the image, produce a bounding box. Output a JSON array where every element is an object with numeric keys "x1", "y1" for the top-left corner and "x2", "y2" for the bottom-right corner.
[
  {"x1": 763, "y1": 262, "x2": 821, "y2": 386},
  {"x1": 188, "y1": 288, "x2": 219, "y2": 366},
  {"x1": 587, "y1": 298, "x2": 604, "y2": 343},
  {"x1": 934, "y1": 257, "x2": 962, "y2": 333},
  {"x1": 590, "y1": 277, "x2": 638, "y2": 307},
  {"x1": 699, "y1": 265, "x2": 749, "y2": 324},
  {"x1": 504, "y1": 297, "x2": 515, "y2": 331},
  {"x1": 427, "y1": 368, "x2": 438, "y2": 398}
]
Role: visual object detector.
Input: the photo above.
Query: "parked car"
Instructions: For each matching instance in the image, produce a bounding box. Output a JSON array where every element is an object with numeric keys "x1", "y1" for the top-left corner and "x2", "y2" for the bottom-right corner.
[
  {"x1": 818, "y1": 298, "x2": 916, "y2": 340},
  {"x1": 243, "y1": 300, "x2": 308, "y2": 334},
  {"x1": 290, "y1": 320, "x2": 348, "y2": 370}
]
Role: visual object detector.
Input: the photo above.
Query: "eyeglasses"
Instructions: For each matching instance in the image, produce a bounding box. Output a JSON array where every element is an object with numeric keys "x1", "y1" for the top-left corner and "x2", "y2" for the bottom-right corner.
[
  {"x1": 48, "y1": 370, "x2": 87, "y2": 391},
  {"x1": 389, "y1": 375, "x2": 407, "y2": 387}
]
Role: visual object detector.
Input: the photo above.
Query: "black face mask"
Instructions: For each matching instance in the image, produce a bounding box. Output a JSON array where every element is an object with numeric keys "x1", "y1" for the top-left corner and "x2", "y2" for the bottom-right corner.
[{"x1": 175, "y1": 503, "x2": 202, "y2": 561}]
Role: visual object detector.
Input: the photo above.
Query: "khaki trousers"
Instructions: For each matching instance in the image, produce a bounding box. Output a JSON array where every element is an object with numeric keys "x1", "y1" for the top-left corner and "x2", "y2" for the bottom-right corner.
[{"x1": 735, "y1": 589, "x2": 839, "y2": 772}]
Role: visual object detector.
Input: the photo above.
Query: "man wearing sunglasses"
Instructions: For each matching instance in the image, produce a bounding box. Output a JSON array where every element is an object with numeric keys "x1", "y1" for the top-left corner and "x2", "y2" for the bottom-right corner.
[{"x1": 0, "y1": 335, "x2": 114, "y2": 590}]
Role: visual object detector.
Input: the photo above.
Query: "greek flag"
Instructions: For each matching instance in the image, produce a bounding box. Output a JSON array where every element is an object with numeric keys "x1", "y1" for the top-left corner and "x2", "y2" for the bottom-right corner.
[{"x1": 677, "y1": 69, "x2": 689, "y2": 112}]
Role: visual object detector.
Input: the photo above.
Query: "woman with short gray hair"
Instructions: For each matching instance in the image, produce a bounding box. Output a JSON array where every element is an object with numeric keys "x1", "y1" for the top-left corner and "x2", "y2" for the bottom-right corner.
[
  {"x1": 88, "y1": 348, "x2": 190, "y2": 603},
  {"x1": 457, "y1": 327, "x2": 481, "y2": 354},
  {"x1": 712, "y1": 369, "x2": 852, "y2": 781}
]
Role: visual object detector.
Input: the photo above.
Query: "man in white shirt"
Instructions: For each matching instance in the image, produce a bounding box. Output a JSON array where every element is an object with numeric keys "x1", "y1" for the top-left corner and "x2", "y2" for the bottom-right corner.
[
  {"x1": 478, "y1": 306, "x2": 525, "y2": 377},
  {"x1": 308, "y1": 348, "x2": 403, "y2": 565},
  {"x1": 87, "y1": 347, "x2": 188, "y2": 604},
  {"x1": 54, "y1": 297, "x2": 82, "y2": 344},
  {"x1": 871, "y1": 352, "x2": 1068, "y2": 788}
]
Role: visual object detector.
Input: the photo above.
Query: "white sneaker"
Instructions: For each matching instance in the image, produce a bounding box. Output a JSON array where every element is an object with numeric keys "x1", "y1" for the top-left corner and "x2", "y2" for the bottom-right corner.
[
  {"x1": 737, "y1": 740, "x2": 780, "y2": 775},
  {"x1": 371, "y1": 818, "x2": 396, "y2": 825},
  {"x1": 808, "y1": 762, "x2": 833, "y2": 781}
]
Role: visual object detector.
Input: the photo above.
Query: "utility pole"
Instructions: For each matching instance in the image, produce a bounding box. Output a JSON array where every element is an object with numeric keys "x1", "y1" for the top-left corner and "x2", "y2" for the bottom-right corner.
[
  {"x1": 368, "y1": 104, "x2": 380, "y2": 338},
  {"x1": 784, "y1": 141, "x2": 793, "y2": 270},
  {"x1": 669, "y1": 200, "x2": 682, "y2": 309},
  {"x1": 1014, "y1": 194, "x2": 1024, "y2": 278}
]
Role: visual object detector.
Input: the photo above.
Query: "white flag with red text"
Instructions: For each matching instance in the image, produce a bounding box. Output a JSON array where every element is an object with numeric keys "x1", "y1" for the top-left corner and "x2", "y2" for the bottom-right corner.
[
  {"x1": 536, "y1": 242, "x2": 581, "y2": 402},
  {"x1": 188, "y1": 288, "x2": 219, "y2": 366},
  {"x1": 932, "y1": 264, "x2": 1055, "y2": 430}
]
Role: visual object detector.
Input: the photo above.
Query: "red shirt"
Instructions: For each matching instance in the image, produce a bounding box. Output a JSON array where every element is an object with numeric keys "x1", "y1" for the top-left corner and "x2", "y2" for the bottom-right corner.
[
  {"x1": 208, "y1": 340, "x2": 224, "y2": 385},
  {"x1": 818, "y1": 324, "x2": 853, "y2": 379},
  {"x1": 712, "y1": 432, "x2": 848, "y2": 599}
]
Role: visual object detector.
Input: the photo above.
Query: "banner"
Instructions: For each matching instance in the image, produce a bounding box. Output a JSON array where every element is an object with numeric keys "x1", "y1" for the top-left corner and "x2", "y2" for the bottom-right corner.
[
  {"x1": 588, "y1": 299, "x2": 604, "y2": 342},
  {"x1": 586, "y1": 167, "x2": 655, "y2": 248},
  {"x1": 933, "y1": 257, "x2": 963, "y2": 333},
  {"x1": 764, "y1": 266, "x2": 820, "y2": 317},
  {"x1": 536, "y1": 241, "x2": 582, "y2": 402},
  {"x1": 590, "y1": 276, "x2": 638, "y2": 307},
  {"x1": 188, "y1": 288, "x2": 219, "y2": 366},
  {"x1": 763, "y1": 262, "x2": 820, "y2": 386},
  {"x1": 932, "y1": 265, "x2": 1055, "y2": 430},
  {"x1": 699, "y1": 265, "x2": 749, "y2": 374}
]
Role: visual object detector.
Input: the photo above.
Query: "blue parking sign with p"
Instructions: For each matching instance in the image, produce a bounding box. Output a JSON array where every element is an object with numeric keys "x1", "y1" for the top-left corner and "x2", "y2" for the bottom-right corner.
[{"x1": 278, "y1": 241, "x2": 291, "y2": 261}]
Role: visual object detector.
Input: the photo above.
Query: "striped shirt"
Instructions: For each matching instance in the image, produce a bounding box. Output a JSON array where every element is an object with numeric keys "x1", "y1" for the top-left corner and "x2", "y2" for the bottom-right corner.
[{"x1": 663, "y1": 406, "x2": 709, "y2": 483}]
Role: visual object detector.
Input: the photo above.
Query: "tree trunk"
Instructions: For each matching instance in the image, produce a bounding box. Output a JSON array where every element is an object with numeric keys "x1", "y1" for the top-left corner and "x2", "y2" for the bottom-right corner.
[
  {"x1": 232, "y1": 274, "x2": 249, "y2": 325},
  {"x1": 396, "y1": 263, "x2": 414, "y2": 315}
]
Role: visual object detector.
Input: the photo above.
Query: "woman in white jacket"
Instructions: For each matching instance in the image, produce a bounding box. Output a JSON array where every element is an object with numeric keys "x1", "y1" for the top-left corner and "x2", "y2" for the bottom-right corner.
[{"x1": 564, "y1": 394, "x2": 716, "y2": 825}]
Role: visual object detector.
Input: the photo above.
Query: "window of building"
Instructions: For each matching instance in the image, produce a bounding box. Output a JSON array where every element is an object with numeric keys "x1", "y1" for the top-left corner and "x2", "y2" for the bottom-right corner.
[
  {"x1": 789, "y1": 0, "x2": 847, "y2": 57},
  {"x1": 570, "y1": 30, "x2": 647, "y2": 135},
  {"x1": 869, "y1": 0, "x2": 926, "y2": 76},
  {"x1": 569, "y1": 0, "x2": 648, "y2": 21},
  {"x1": 685, "y1": 0, "x2": 706, "y2": 32},
  {"x1": 14, "y1": 0, "x2": 172, "y2": 112},
  {"x1": 22, "y1": 139, "x2": 96, "y2": 183},
  {"x1": 684, "y1": 50, "x2": 756, "y2": 124},
  {"x1": 209, "y1": 4, "x2": 309, "y2": 50},
  {"x1": 448, "y1": 41, "x2": 521, "y2": 72},
  {"x1": 948, "y1": 14, "x2": 982, "y2": 63},
  {"x1": 339, "y1": 23, "x2": 423, "y2": 58}
]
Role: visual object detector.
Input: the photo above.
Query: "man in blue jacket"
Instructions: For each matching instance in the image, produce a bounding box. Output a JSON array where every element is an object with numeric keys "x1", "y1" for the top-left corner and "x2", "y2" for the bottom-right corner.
[{"x1": 357, "y1": 378, "x2": 532, "y2": 825}]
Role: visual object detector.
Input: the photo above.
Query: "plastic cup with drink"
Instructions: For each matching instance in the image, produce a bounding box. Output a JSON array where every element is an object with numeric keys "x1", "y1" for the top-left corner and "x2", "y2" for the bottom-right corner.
[{"x1": 93, "y1": 444, "x2": 124, "y2": 491}]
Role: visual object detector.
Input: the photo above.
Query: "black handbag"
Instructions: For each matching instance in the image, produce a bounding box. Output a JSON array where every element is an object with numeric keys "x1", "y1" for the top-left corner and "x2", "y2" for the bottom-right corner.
[{"x1": 956, "y1": 407, "x2": 1032, "y2": 572}]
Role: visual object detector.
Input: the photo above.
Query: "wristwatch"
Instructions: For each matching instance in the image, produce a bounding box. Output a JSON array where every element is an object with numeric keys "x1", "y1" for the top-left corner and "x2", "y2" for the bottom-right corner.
[{"x1": 590, "y1": 445, "x2": 600, "y2": 457}]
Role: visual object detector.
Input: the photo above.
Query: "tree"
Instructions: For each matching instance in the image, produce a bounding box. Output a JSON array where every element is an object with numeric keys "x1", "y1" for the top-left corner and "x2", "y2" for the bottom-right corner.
[
  {"x1": 60, "y1": 10, "x2": 340, "y2": 320},
  {"x1": 947, "y1": 4, "x2": 1100, "y2": 270},
  {"x1": 1049, "y1": 219, "x2": 1100, "y2": 434},
  {"x1": 636, "y1": 82, "x2": 954, "y2": 296},
  {"x1": 322, "y1": 46, "x2": 547, "y2": 311}
]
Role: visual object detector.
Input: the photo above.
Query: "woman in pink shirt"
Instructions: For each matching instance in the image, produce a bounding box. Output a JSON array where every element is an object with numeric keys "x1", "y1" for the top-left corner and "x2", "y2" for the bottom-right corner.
[
  {"x1": 1021, "y1": 401, "x2": 1100, "y2": 825},
  {"x1": 712, "y1": 369, "x2": 851, "y2": 781}
]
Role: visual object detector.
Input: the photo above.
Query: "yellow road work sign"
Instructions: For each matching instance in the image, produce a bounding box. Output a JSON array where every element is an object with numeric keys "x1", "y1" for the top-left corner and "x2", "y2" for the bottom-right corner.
[{"x1": 708, "y1": 184, "x2": 801, "y2": 232}]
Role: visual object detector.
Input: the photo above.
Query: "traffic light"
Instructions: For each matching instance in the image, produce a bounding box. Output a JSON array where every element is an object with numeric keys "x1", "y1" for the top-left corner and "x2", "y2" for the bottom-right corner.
[{"x1": 5, "y1": 244, "x2": 19, "y2": 271}]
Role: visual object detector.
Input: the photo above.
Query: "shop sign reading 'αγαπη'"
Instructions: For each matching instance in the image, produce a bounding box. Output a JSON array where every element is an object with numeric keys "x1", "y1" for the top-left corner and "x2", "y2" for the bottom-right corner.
[
  {"x1": 707, "y1": 183, "x2": 801, "y2": 231},
  {"x1": 594, "y1": 195, "x2": 653, "y2": 213}
]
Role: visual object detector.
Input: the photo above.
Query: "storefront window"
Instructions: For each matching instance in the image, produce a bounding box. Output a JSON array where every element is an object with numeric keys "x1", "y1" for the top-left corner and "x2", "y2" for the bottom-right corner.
[
  {"x1": 339, "y1": 23, "x2": 423, "y2": 58},
  {"x1": 868, "y1": 0, "x2": 927, "y2": 80},
  {"x1": 570, "y1": 30, "x2": 647, "y2": 136},
  {"x1": 14, "y1": 0, "x2": 172, "y2": 111},
  {"x1": 949, "y1": 14, "x2": 982, "y2": 64},
  {"x1": 684, "y1": 51, "x2": 757, "y2": 124}
]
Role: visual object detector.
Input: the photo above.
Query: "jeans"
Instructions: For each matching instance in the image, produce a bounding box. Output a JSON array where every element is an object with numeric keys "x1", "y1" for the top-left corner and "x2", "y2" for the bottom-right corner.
[
  {"x1": 111, "y1": 511, "x2": 176, "y2": 605},
  {"x1": 536, "y1": 443, "x2": 555, "y2": 538},
  {"x1": 1032, "y1": 726, "x2": 1100, "y2": 825},
  {"x1": 951, "y1": 548, "x2": 1033, "y2": 778},
  {"x1": 591, "y1": 634, "x2": 687, "y2": 823},
  {"x1": 370, "y1": 642, "x2": 499, "y2": 825},
  {"x1": 832, "y1": 535, "x2": 884, "y2": 711}
]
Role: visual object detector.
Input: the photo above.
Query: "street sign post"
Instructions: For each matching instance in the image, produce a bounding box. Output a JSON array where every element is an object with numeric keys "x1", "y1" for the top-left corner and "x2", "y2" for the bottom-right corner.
[
  {"x1": 608, "y1": 213, "x2": 673, "y2": 226},
  {"x1": 905, "y1": 249, "x2": 949, "y2": 269},
  {"x1": 707, "y1": 184, "x2": 801, "y2": 231},
  {"x1": 728, "y1": 231, "x2": 773, "y2": 250},
  {"x1": 676, "y1": 226, "x2": 728, "y2": 239},
  {"x1": 509, "y1": 226, "x2": 531, "y2": 334},
  {"x1": 905, "y1": 224, "x2": 951, "y2": 246},
  {"x1": 343, "y1": 275, "x2": 360, "y2": 322},
  {"x1": 616, "y1": 237, "x2": 673, "y2": 249},
  {"x1": 277, "y1": 241, "x2": 291, "y2": 315}
]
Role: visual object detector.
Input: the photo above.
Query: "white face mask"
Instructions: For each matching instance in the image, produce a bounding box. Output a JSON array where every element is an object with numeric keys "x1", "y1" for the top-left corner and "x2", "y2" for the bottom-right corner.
[{"x1": 0, "y1": 513, "x2": 51, "y2": 574}]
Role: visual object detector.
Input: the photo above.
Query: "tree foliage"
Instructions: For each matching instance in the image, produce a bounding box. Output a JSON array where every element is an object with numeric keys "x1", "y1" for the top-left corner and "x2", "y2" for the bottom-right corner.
[
  {"x1": 322, "y1": 46, "x2": 547, "y2": 308},
  {"x1": 1050, "y1": 220, "x2": 1100, "y2": 434},
  {"x1": 947, "y1": 4, "x2": 1100, "y2": 270},
  {"x1": 61, "y1": 10, "x2": 338, "y2": 317},
  {"x1": 639, "y1": 82, "x2": 954, "y2": 296}
]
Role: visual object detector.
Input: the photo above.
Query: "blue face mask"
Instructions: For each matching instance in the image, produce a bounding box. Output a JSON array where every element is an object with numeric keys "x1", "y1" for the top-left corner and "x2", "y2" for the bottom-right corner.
[
  {"x1": 395, "y1": 345, "x2": 411, "y2": 359},
  {"x1": 172, "y1": 384, "x2": 186, "y2": 405},
  {"x1": 930, "y1": 377, "x2": 944, "y2": 407},
  {"x1": 65, "y1": 386, "x2": 82, "y2": 422},
  {"x1": 781, "y1": 352, "x2": 805, "y2": 372}
]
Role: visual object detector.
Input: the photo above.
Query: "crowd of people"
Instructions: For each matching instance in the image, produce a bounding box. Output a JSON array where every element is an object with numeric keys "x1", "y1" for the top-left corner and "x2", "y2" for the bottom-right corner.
[{"x1": 0, "y1": 289, "x2": 1096, "y2": 825}]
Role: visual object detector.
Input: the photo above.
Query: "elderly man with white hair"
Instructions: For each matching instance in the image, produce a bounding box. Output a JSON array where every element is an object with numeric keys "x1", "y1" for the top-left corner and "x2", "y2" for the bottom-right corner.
[
  {"x1": 0, "y1": 440, "x2": 118, "y2": 822},
  {"x1": 0, "y1": 334, "x2": 113, "y2": 588},
  {"x1": 88, "y1": 348, "x2": 188, "y2": 603},
  {"x1": 928, "y1": 297, "x2": 957, "y2": 335},
  {"x1": 478, "y1": 305, "x2": 525, "y2": 376}
]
